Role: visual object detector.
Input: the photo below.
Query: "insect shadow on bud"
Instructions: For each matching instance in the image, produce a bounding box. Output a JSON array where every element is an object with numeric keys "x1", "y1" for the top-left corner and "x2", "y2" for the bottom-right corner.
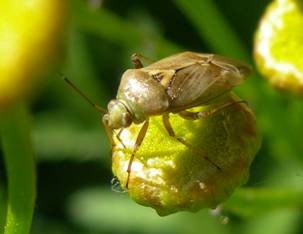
[{"x1": 64, "y1": 51, "x2": 252, "y2": 189}]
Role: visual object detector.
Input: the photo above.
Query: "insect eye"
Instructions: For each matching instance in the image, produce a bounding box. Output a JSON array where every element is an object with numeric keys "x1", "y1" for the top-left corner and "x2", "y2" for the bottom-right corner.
[{"x1": 122, "y1": 112, "x2": 132, "y2": 127}]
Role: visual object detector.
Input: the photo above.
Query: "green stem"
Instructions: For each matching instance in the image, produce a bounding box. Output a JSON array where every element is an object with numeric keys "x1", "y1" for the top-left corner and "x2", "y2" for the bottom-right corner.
[
  {"x1": 73, "y1": 1, "x2": 181, "y2": 56},
  {"x1": 175, "y1": 0, "x2": 249, "y2": 61},
  {"x1": 0, "y1": 103, "x2": 36, "y2": 234},
  {"x1": 0, "y1": 183, "x2": 6, "y2": 233}
]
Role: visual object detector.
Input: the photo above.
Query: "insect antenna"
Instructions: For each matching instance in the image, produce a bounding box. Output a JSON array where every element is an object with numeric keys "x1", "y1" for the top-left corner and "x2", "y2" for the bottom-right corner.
[{"x1": 62, "y1": 74, "x2": 107, "y2": 114}]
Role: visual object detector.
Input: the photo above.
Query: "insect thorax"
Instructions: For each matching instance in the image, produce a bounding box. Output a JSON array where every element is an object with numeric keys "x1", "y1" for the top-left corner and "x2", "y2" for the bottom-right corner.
[{"x1": 117, "y1": 69, "x2": 170, "y2": 123}]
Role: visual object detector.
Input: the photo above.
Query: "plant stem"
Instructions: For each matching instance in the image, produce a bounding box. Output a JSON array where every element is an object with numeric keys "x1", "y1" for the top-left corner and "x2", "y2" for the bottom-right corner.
[
  {"x1": 175, "y1": 0, "x2": 249, "y2": 61},
  {"x1": 0, "y1": 182, "x2": 6, "y2": 233},
  {"x1": 0, "y1": 103, "x2": 36, "y2": 234},
  {"x1": 73, "y1": 1, "x2": 181, "y2": 56}
]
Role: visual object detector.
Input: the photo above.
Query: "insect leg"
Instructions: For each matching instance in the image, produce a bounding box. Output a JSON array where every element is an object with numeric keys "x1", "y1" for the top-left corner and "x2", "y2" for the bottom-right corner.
[
  {"x1": 102, "y1": 115, "x2": 115, "y2": 148},
  {"x1": 131, "y1": 53, "x2": 143, "y2": 68},
  {"x1": 126, "y1": 119, "x2": 150, "y2": 189},
  {"x1": 162, "y1": 114, "x2": 221, "y2": 170},
  {"x1": 178, "y1": 101, "x2": 247, "y2": 120},
  {"x1": 131, "y1": 53, "x2": 155, "y2": 68},
  {"x1": 116, "y1": 128, "x2": 127, "y2": 149}
]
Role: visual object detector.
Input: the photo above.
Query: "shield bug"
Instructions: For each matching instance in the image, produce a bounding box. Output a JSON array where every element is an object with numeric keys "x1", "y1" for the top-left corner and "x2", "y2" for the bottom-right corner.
[{"x1": 64, "y1": 51, "x2": 252, "y2": 189}]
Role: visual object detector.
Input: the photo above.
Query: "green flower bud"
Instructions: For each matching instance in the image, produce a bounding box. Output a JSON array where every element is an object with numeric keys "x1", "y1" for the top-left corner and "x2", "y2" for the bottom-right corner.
[{"x1": 112, "y1": 93, "x2": 261, "y2": 216}]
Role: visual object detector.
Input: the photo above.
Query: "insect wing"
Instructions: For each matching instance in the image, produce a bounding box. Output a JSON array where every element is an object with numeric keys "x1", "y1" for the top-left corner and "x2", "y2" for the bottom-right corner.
[
  {"x1": 143, "y1": 51, "x2": 251, "y2": 110},
  {"x1": 168, "y1": 61, "x2": 249, "y2": 109},
  {"x1": 168, "y1": 63, "x2": 221, "y2": 108},
  {"x1": 146, "y1": 52, "x2": 211, "y2": 70}
]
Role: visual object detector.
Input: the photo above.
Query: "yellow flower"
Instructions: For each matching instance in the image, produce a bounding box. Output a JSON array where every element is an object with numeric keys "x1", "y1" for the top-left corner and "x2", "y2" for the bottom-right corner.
[
  {"x1": 254, "y1": 0, "x2": 303, "y2": 93},
  {"x1": 0, "y1": 0, "x2": 67, "y2": 109}
]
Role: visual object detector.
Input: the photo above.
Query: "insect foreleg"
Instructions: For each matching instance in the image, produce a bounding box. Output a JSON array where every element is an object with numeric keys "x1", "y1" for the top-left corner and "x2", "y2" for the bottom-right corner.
[
  {"x1": 162, "y1": 114, "x2": 221, "y2": 170},
  {"x1": 102, "y1": 115, "x2": 115, "y2": 148},
  {"x1": 178, "y1": 100, "x2": 248, "y2": 120},
  {"x1": 126, "y1": 119, "x2": 150, "y2": 189},
  {"x1": 116, "y1": 128, "x2": 127, "y2": 149},
  {"x1": 131, "y1": 53, "x2": 143, "y2": 68}
]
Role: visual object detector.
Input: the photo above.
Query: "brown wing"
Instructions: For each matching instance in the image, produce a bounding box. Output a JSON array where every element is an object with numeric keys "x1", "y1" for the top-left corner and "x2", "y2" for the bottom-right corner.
[
  {"x1": 146, "y1": 51, "x2": 251, "y2": 75},
  {"x1": 167, "y1": 60, "x2": 250, "y2": 110},
  {"x1": 167, "y1": 63, "x2": 220, "y2": 108},
  {"x1": 142, "y1": 51, "x2": 251, "y2": 110},
  {"x1": 145, "y1": 51, "x2": 212, "y2": 70}
]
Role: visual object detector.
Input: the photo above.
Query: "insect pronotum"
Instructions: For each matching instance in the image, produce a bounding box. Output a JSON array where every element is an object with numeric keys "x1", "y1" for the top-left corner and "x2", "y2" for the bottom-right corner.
[{"x1": 64, "y1": 51, "x2": 252, "y2": 189}]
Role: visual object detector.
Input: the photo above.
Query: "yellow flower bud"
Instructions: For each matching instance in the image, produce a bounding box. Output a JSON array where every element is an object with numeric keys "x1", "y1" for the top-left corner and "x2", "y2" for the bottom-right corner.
[
  {"x1": 254, "y1": 0, "x2": 303, "y2": 93},
  {"x1": 0, "y1": 0, "x2": 67, "y2": 109},
  {"x1": 112, "y1": 93, "x2": 260, "y2": 216}
]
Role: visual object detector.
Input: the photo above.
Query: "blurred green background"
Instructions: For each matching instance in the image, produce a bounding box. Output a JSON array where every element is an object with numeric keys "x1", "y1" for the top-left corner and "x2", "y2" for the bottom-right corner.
[{"x1": 2, "y1": 0, "x2": 303, "y2": 233}]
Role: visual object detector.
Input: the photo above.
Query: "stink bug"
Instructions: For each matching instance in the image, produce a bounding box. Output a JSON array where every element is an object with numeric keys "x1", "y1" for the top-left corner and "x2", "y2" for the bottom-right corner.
[{"x1": 64, "y1": 51, "x2": 252, "y2": 189}]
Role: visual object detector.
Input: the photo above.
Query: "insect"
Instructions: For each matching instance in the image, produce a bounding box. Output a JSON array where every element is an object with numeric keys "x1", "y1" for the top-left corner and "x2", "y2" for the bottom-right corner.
[{"x1": 64, "y1": 51, "x2": 252, "y2": 189}]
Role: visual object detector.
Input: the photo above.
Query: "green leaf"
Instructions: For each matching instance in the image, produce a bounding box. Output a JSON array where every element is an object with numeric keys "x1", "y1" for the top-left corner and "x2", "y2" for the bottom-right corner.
[
  {"x1": 224, "y1": 187, "x2": 303, "y2": 217},
  {"x1": 175, "y1": 0, "x2": 248, "y2": 61},
  {"x1": 243, "y1": 208, "x2": 301, "y2": 234},
  {"x1": 0, "y1": 183, "x2": 6, "y2": 233},
  {"x1": 32, "y1": 112, "x2": 109, "y2": 162},
  {"x1": 0, "y1": 103, "x2": 36, "y2": 234},
  {"x1": 67, "y1": 187, "x2": 228, "y2": 234}
]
